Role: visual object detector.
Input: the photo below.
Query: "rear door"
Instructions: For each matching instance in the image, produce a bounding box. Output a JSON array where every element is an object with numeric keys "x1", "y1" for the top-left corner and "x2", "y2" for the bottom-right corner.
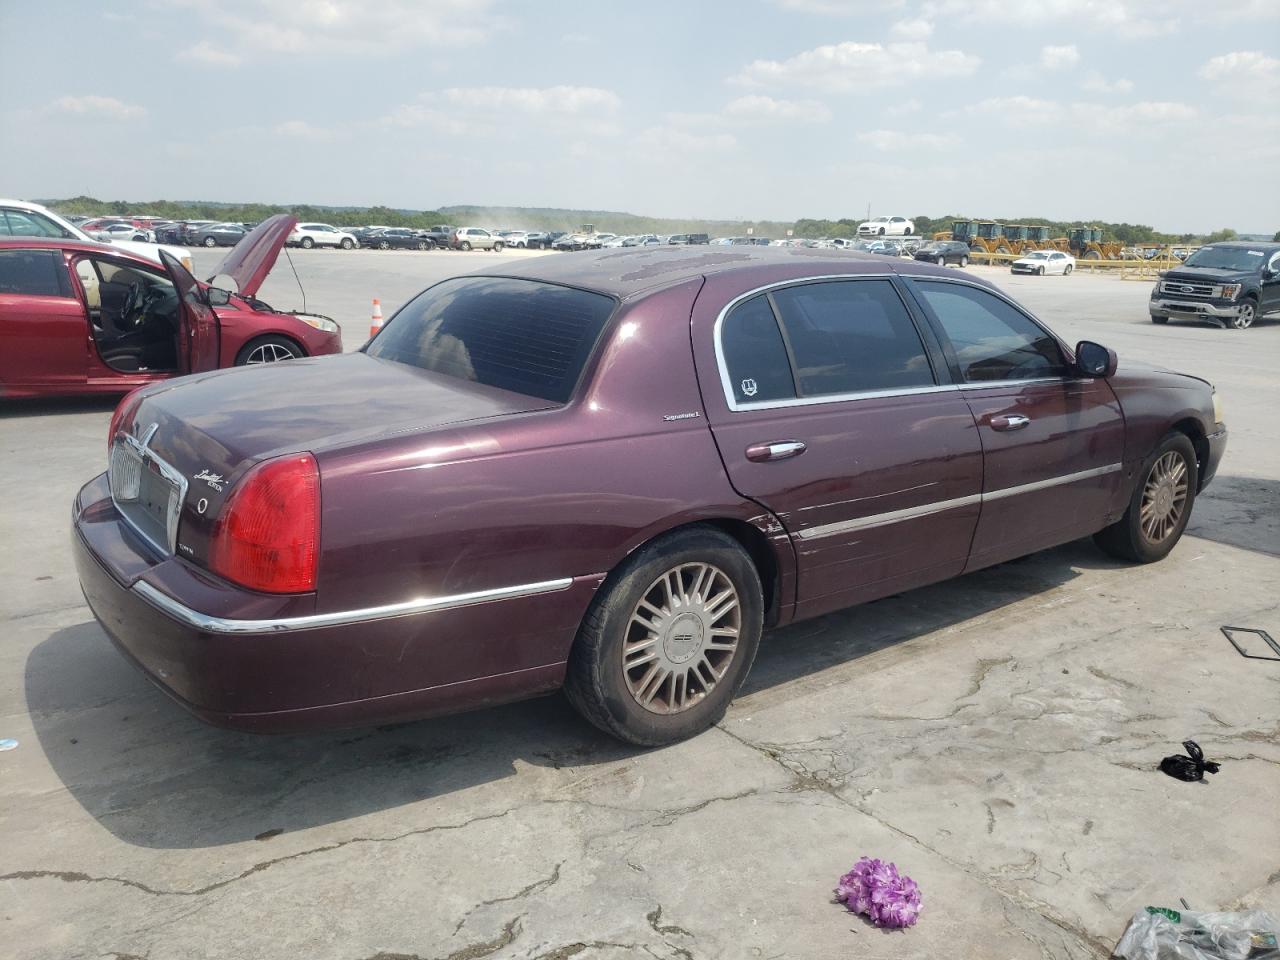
[
  {"x1": 1263, "y1": 251, "x2": 1280, "y2": 318},
  {"x1": 160, "y1": 249, "x2": 219, "y2": 372},
  {"x1": 905, "y1": 277, "x2": 1124, "y2": 571},
  {"x1": 693, "y1": 273, "x2": 984, "y2": 621},
  {"x1": 0, "y1": 248, "x2": 88, "y2": 392}
]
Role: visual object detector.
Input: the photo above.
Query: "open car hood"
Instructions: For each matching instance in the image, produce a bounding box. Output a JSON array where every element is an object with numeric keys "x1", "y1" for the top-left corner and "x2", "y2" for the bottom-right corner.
[{"x1": 208, "y1": 213, "x2": 297, "y2": 297}]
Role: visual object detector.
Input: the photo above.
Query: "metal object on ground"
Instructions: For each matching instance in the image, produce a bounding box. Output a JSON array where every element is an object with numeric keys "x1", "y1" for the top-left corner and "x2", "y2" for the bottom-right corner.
[{"x1": 1221, "y1": 626, "x2": 1280, "y2": 662}]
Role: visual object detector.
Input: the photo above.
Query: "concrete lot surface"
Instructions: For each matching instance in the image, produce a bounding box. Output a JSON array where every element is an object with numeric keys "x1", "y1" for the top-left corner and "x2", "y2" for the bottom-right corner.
[{"x1": 1, "y1": 250, "x2": 1276, "y2": 959}]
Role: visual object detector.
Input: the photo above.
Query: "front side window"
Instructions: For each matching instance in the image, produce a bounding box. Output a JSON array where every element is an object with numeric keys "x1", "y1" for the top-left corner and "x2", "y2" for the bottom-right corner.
[
  {"x1": 912, "y1": 281, "x2": 1066, "y2": 382},
  {"x1": 770, "y1": 280, "x2": 935, "y2": 397},
  {"x1": 0, "y1": 250, "x2": 67, "y2": 297},
  {"x1": 721, "y1": 295, "x2": 796, "y2": 404},
  {"x1": 366, "y1": 276, "x2": 615, "y2": 404}
]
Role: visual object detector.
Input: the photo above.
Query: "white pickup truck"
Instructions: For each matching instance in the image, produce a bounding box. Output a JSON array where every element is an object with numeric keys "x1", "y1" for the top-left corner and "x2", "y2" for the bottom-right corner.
[{"x1": 0, "y1": 198, "x2": 193, "y2": 271}]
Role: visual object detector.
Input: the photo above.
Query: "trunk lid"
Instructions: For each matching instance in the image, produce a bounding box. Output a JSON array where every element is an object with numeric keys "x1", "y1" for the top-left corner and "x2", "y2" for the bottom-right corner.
[
  {"x1": 207, "y1": 213, "x2": 297, "y2": 297},
  {"x1": 116, "y1": 353, "x2": 555, "y2": 566}
]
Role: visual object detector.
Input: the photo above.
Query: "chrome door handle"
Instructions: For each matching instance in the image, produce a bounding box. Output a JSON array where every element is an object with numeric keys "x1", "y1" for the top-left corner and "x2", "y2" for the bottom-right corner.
[
  {"x1": 745, "y1": 440, "x2": 806, "y2": 462},
  {"x1": 990, "y1": 414, "x2": 1031, "y2": 431}
]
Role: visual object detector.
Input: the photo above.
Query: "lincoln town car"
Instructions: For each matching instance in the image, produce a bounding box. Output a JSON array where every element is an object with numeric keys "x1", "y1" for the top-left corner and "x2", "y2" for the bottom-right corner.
[{"x1": 73, "y1": 246, "x2": 1226, "y2": 745}]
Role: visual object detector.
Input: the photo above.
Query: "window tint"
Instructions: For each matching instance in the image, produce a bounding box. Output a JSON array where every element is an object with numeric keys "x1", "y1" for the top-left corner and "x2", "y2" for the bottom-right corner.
[
  {"x1": 770, "y1": 280, "x2": 935, "y2": 397},
  {"x1": 3, "y1": 209, "x2": 71, "y2": 238},
  {"x1": 366, "y1": 276, "x2": 615, "y2": 404},
  {"x1": 0, "y1": 250, "x2": 68, "y2": 297},
  {"x1": 721, "y1": 295, "x2": 795, "y2": 404},
  {"x1": 913, "y1": 281, "x2": 1066, "y2": 382}
]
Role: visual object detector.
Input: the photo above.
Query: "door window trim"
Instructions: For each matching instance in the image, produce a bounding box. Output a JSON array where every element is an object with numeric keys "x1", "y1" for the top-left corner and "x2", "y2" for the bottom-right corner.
[{"x1": 713, "y1": 273, "x2": 946, "y2": 412}]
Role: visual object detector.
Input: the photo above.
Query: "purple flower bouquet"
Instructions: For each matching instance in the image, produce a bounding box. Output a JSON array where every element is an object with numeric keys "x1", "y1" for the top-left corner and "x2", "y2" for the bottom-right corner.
[{"x1": 835, "y1": 857, "x2": 922, "y2": 929}]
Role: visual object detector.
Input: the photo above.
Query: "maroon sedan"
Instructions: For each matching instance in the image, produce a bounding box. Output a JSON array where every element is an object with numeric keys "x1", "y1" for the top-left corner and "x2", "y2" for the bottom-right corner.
[
  {"x1": 0, "y1": 215, "x2": 341, "y2": 399},
  {"x1": 73, "y1": 247, "x2": 1226, "y2": 744}
]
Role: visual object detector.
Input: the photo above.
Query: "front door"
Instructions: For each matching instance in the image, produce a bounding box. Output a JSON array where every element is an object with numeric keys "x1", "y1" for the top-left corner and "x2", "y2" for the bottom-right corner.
[
  {"x1": 0, "y1": 248, "x2": 87, "y2": 393},
  {"x1": 160, "y1": 250, "x2": 219, "y2": 372},
  {"x1": 693, "y1": 274, "x2": 985, "y2": 621},
  {"x1": 1263, "y1": 251, "x2": 1280, "y2": 319},
  {"x1": 904, "y1": 277, "x2": 1125, "y2": 571}
]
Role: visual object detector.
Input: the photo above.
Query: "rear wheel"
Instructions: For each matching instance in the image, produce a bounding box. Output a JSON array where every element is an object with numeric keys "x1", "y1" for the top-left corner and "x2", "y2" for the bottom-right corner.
[
  {"x1": 235, "y1": 335, "x2": 305, "y2": 366},
  {"x1": 564, "y1": 527, "x2": 763, "y2": 746},
  {"x1": 1094, "y1": 433, "x2": 1197, "y2": 563},
  {"x1": 1231, "y1": 299, "x2": 1257, "y2": 330}
]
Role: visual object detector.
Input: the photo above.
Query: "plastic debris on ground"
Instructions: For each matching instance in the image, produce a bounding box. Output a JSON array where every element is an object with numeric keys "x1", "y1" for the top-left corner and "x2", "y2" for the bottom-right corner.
[
  {"x1": 834, "y1": 857, "x2": 921, "y2": 928},
  {"x1": 1114, "y1": 907, "x2": 1280, "y2": 959},
  {"x1": 1221, "y1": 626, "x2": 1280, "y2": 662},
  {"x1": 1159, "y1": 740, "x2": 1221, "y2": 783},
  {"x1": 0, "y1": 739, "x2": 17, "y2": 752}
]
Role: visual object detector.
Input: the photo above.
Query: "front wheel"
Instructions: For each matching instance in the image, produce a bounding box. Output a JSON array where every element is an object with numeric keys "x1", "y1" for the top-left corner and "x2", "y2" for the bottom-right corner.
[
  {"x1": 1064, "y1": 264, "x2": 1073, "y2": 275},
  {"x1": 1037, "y1": 265, "x2": 1045, "y2": 276},
  {"x1": 937, "y1": 256, "x2": 945, "y2": 266},
  {"x1": 959, "y1": 255, "x2": 967, "y2": 267},
  {"x1": 564, "y1": 527, "x2": 763, "y2": 746},
  {"x1": 1094, "y1": 432, "x2": 1197, "y2": 563},
  {"x1": 493, "y1": 241, "x2": 504, "y2": 252},
  {"x1": 300, "y1": 237, "x2": 314, "y2": 249},
  {"x1": 460, "y1": 241, "x2": 472, "y2": 251},
  {"x1": 1231, "y1": 299, "x2": 1257, "y2": 330},
  {"x1": 1151, "y1": 315, "x2": 1169, "y2": 325},
  {"x1": 340, "y1": 238, "x2": 354, "y2": 250},
  {"x1": 416, "y1": 241, "x2": 426, "y2": 250},
  {"x1": 235, "y1": 335, "x2": 305, "y2": 366},
  {"x1": 203, "y1": 236, "x2": 217, "y2": 247}
]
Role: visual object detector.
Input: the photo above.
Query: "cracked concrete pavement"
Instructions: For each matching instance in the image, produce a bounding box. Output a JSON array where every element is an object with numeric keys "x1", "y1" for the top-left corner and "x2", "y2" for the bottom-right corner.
[{"x1": 2, "y1": 253, "x2": 1277, "y2": 959}]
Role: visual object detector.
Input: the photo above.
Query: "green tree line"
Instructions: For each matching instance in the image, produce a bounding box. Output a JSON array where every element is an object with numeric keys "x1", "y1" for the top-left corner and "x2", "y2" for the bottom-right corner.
[{"x1": 43, "y1": 196, "x2": 1268, "y2": 245}]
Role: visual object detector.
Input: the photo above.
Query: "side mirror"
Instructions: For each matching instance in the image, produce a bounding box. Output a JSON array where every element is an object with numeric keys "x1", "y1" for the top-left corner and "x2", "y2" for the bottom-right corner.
[
  {"x1": 206, "y1": 286, "x2": 232, "y2": 307},
  {"x1": 1075, "y1": 340, "x2": 1117, "y2": 378}
]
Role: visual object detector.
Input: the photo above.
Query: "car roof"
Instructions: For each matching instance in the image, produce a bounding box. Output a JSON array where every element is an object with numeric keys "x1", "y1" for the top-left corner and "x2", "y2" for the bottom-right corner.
[
  {"x1": 473, "y1": 244, "x2": 978, "y2": 300},
  {"x1": 0, "y1": 236, "x2": 157, "y2": 262}
]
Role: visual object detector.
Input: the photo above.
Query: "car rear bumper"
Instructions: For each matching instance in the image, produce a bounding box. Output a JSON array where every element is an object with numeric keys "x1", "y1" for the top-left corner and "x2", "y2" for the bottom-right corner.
[
  {"x1": 1150, "y1": 298, "x2": 1243, "y2": 319},
  {"x1": 72, "y1": 473, "x2": 598, "y2": 732}
]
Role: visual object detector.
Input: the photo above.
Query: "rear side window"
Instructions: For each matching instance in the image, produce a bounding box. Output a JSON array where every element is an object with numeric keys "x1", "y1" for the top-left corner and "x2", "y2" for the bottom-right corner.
[
  {"x1": 770, "y1": 280, "x2": 936, "y2": 396},
  {"x1": 2, "y1": 209, "x2": 71, "y2": 239},
  {"x1": 367, "y1": 276, "x2": 615, "y2": 404},
  {"x1": 0, "y1": 250, "x2": 68, "y2": 297},
  {"x1": 721, "y1": 295, "x2": 796, "y2": 404},
  {"x1": 911, "y1": 280, "x2": 1066, "y2": 382}
]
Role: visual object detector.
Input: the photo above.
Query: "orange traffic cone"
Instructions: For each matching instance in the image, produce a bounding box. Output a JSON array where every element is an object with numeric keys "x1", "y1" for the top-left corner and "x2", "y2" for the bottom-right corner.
[{"x1": 369, "y1": 298, "x2": 384, "y2": 338}]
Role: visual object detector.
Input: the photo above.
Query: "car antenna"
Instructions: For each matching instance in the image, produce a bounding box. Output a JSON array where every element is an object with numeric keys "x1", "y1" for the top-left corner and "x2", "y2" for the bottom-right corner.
[{"x1": 283, "y1": 245, "x2": 307, "y2": 315}]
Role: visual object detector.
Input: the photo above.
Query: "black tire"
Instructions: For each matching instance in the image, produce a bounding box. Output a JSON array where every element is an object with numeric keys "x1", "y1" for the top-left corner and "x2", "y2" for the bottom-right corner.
[
  {"x1": 1037, "y1": 265, "x2": 1045, "y2": 276},
  {"x1": 937, "y1": 256, "x2": 945, "y2": 266},
  {"x1": 300, "y1": 237, "x2": 314, "y2": 249},
  {"x1": 378, "y1": 240, "x2": 390, "y2": 250},
  {"x1": 1231, "y1": 298, "x2": 1257, "y2": 330},
  {"x1": 1151, "y1": 315, "x2": 1169, "y2": 325},
  {"x1": 1094, "y1": 432, "x2": 1198, "y2": 563},
  {"x1": 234, "y1": 334, "x2": 305, "y2": 366},
  {"x1": 415, "y1": 241, "x2": 426, "y2": 250},
  {"x1": 494, "y1": 241, "x2": 505, "y2": 252},
  {"x1": 1064, "y1": 264, "x2": 1073, "y2": 275},
  {"x1": 203, "y1": 236, "x2": 217, "y2": 247},
  {"x1": 563, "y1": 527, "x2": 764, "y2": 746},
  {"x1": 878, "y1": 227, "x2": 885, "y2": 235},
  {"x1": 341, "y1": 238, "x2": 354, "y2": 250},
  {"x1": 460, "y1": 241, "x2": 472, "y2": 251}
]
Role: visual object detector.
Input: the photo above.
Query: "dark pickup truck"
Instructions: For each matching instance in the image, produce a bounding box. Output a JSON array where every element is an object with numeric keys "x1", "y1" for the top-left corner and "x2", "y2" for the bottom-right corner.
[
  {"x1": 1150, "y1": 241, "x2": 1280, "y2": 330},
  {"x1": 419, "y1": 225, "x2": 457, "y2": 249}
]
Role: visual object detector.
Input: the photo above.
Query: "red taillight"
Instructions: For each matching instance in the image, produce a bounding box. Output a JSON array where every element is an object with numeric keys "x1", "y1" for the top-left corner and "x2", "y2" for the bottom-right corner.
[
  {"x1": 108, "y1": 388, "x2": 146, "y2": 453},
  {"x1": 209, "y1": 454, "x2": 320, "y2": 594}
]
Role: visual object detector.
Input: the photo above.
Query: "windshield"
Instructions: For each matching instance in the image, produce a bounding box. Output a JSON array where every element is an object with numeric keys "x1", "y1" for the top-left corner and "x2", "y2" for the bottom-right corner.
[
  {"x1": 1182, "y1": 246, "x2": 1266, "y2": 272},
  {"x1": 1023, "y1": 252, "x2": 1050, "y2": 259},
  {"x1": 366, "y1": 276, "x2": 616, "y2": 404}
]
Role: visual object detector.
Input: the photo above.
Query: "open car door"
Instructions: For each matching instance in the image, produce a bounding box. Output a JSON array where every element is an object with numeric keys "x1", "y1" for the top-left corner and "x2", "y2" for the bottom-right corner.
[{"x1": 160, "y1": 249, "x2": 219, "y2": 372}]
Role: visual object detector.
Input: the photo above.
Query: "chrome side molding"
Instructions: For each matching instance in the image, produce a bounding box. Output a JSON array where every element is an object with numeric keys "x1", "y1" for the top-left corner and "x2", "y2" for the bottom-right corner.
[{"x1": 133, "y1": 577, "x2": 576, "y2": 635}]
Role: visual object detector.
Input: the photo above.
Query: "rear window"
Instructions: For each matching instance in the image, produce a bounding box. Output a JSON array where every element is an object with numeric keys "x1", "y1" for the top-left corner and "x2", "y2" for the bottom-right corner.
[{"x1": 366, "y1": 276, "x2": 616, "y2": 404}]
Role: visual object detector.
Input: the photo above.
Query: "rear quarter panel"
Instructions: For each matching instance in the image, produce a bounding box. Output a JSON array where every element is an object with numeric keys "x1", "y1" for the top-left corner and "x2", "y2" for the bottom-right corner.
[{"x1": 312, "y1": 278, "x2": 784, "y2": 663}]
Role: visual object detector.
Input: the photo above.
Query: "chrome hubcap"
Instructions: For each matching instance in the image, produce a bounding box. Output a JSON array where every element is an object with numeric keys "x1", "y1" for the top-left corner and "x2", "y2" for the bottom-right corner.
[
  {"x1": 623, "y1": 563, "x2": 740, "y2": 715},
  {"x1": 1140, "y1": 451, "x2": 1188, "y2": 543},
  {"x1": 1233, "y1": 305, "x2": 1254, "y2": 329},
  {"x1": 246, "y1": 342, "x2": 296, "y2": 364}
]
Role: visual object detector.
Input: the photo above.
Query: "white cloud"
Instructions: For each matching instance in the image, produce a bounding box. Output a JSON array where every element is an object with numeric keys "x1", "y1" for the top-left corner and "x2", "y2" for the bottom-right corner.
[
  {"x1": 442, "y1": 85, "x2": 620, "y2": 114},
  {"x1": 725, "y1": 95, "x2": 832, "y2": 123},
  {"x1": 1081, "y1": 71, "x2": 1134, "y2": 94},
  {"x1": 1199, "y1": 51, "x2": 1280, "y2": 91},
  {"x1": 774, "y1": 0, "x2": 904, "y2": 12},
  {"x1": 640, "y1": 126, "x2": 737, "y2": 153},
  {"x1": 857, "y1": 129, "x2": 955, "y2": 150},
  {"x1": 178, "y1": 0, "x2": 503, "y2": 54},
  {"x1": 890, "y1": 17, "x2": 933, "y2": 39},
  {"x1": 176, "y1": 41, "x2": 242, "y2": 66},
  {"x1": 924, "y1": 0, "x2": 1175, "y2": 37},
  {"x1": 886, "y1": 98, "x2": 923, "y2": 116},
  {"x1": 1075, "y1": 100, "x2": 1198, "y2": 129},
  {"x1": 1040, "y1": 44, "x2": 1080, "y2": 70},
  {"x1": 47, "y1": 95, "x2": 146, "y2": 121},
  {"x1": 274, "y1": 120, "x2": 334, "y2": 140},
  {"x1": 732, "y1": 41, "x2": 980, "y2": 90},
  {"x1": 964, "y1": 96, "x2": 1062, "y2": 125}
]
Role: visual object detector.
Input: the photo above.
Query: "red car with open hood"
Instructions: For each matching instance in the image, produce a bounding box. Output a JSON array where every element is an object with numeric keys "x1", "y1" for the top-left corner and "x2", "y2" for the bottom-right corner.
[{"x1": 0, "y1": 214, "x2": 341, "y2": 399}]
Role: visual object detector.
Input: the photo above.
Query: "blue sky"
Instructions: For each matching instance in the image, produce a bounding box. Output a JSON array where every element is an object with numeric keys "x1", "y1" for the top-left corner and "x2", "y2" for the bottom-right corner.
[{"x1": 2, "y1": 0, "x2": 1277, "y2": 233}]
